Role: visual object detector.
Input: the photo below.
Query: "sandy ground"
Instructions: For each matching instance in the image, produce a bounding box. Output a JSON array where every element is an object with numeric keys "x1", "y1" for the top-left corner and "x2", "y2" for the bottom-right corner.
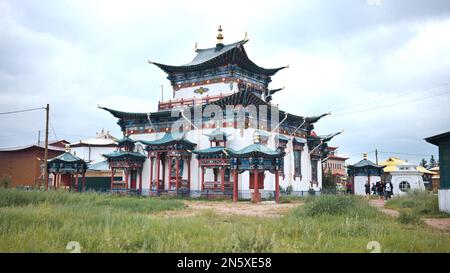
[
  {"x1": 153, "y1": 200, "x2": 303, "y2": 218},
  {"x1": 369, "y1": 199, "x2": 450, "y2": 231},
  {"x1": 369, "y1": 200, "x2": 400, "y2": 217}
]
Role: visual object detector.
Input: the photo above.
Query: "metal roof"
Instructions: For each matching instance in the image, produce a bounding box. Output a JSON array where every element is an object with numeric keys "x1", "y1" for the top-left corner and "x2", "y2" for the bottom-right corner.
[
  {"x1": 138, "y1": 132, "x2": 196, "y2": 147},
  {"x1": 230, "y1": 143, "x2": 283, "y2": 158},
  {"x1": 48, "y1": 152, "x2": 84, "y2": 163},
  {"x1": 150, "y1": 40, "x2": 286, "y2": 76}
]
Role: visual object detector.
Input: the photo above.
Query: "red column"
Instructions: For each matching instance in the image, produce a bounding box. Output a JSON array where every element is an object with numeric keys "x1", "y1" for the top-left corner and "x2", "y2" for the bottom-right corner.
[
  {"x1": 275, "y1": 170, "x2": 280, "y2": 203},
  {"x1": 75, "y1": 173, "x2": 79, "y2": 192},
  {"x1": 233, "y1": 170, "x2": 238, "y2": 202},
  {"x1": 156, "y1": 153, "x2": 160, "y2": 191},
  {"x1": 175, "y1": 157, "x2": 180, "y2": 193},
  {"x1": 221, "y1": 167, "x2": 225, "y2": 192},
  {"x1": 162, "y1": 157, "x2": 166, "y2": 191},
  {"x1": 125, "y1": 169, "x2": 129, "y2": 190},
  {"x1": 187, "y1": 158, "x2": 191, "y2": 191},
  {"x1": 149, "y1": 158, "x2": 154, "y2": 193},
  {"x1": 139, "y1": 169, "x2": 143, "y2": 194},
  {"x1": 110, "y1": 168, "x2": 114, "y2": 191},
  {"x1": 82, "y1": 172, "x2": 86, "y2": 192},
  {"x1": 168, "y1": 155, "x2": 172, "y2": 191},
  {"x1": 252, "y1": 169, "x2": 260, "y2": 203},
  {"x1": 201, "y1": 167, "x2": 205, "y2": 191}
]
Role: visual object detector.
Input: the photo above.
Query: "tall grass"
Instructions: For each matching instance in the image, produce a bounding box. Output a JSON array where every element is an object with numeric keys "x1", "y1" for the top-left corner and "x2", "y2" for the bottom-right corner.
[
  {"x1": 302, "y1": 194, "x2": 378, "y2": 218},
  {"x1": 385, "y1": 190, "x2": 448, "y2": 218},
  {"x1": 0, "y1": 189, "x2": 184, "y2": 213},
  {"x1": 0, "y1": 189, "x2": 449, "y2": 252}
]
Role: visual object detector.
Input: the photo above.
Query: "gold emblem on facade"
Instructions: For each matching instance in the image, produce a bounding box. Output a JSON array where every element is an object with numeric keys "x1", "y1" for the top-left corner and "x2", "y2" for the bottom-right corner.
[{"x1": 194, "y1": 87, "x2": 209, "y2": 94}]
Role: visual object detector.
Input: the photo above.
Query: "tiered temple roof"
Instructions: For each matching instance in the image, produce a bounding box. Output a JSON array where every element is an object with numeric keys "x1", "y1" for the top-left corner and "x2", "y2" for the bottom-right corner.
[{"x1": 150, "y1": 40, "x2": 286, "y2": 76}]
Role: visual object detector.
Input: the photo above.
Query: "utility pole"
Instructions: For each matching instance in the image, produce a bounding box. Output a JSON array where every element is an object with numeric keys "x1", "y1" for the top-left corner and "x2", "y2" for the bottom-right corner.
[
  {"x1": 37, "y1": 130, "x2": 41, "y2": 146},
  {"x1": 44, "y1": 104, "x2": 49, "y2": 191},
  {"x1": 375, "y1": 149, "x2": 378, "y2": 165}
]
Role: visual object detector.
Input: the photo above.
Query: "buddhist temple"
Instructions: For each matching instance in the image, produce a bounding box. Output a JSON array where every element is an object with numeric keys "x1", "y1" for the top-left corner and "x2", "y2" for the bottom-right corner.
[{"x1": 99, "y1": 26, "x2": 342, "y2": 202}]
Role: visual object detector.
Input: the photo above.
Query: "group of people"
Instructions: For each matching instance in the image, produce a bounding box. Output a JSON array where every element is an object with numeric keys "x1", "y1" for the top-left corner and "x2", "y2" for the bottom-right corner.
[
  {"x1": 365, "y1": 180, "x2": 394, "y2": 201},
  {"x1": 345, "y1": 180, "x2": 394, "y2": 202}
]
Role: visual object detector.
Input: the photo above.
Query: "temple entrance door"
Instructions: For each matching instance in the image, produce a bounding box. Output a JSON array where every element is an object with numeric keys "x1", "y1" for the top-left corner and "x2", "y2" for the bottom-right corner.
[
  {"x1": 249, "y1": 172, "x2": 264, "y2": 189},
  {"x1": 130, "y1": 170, "x2": 137, "y2": 189}
]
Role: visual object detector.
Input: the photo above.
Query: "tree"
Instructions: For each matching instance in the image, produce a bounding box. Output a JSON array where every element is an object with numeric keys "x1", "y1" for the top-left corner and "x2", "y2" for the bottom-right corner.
[
  {"x1": 429, "y1": 155, "x2": 437, "y2": 168},
  {"x1": 1, "y1": 175, "x2": 12, "y2": 188},
  {"x1": 322, "y1": 169, "x2": 336, "y2": 190},
  {"x1": 419, "y1": 158, "x2": 428, "y2": 168}
]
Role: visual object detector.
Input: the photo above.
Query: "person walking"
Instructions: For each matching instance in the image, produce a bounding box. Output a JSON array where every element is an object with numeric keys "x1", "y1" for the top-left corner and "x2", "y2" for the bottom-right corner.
[
  {"x1": 384, "y1": 180, "x2": 393, "y2": 200},
  {"x1": 371, "y1": 183, "x2": 376, "y2": 196},
  {"x1": 376, "y1": 181, "x2": 384, "y2": 201},
  {"x1": 365, "y1": 181, "x2": 371, "y2": 200},
  {"x1": 346, "y1": 181, "x2": 353, "y2": 194}
]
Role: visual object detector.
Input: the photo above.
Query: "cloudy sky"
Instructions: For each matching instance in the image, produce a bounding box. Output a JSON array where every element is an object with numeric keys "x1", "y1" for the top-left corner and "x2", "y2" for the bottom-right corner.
[{"x1": 1, "y1": 0, "x2": 449, "y2": 164}]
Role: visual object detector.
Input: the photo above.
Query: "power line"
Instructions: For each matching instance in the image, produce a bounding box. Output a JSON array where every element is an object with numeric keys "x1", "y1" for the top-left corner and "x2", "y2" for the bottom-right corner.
[
  {"x1": 49, "y1": 119, "x2": 58, "y2": 141},
  {"x1": 0, "y1": 107, "x2": 45, "y2": 115},
  {"x1": 329, "y1": 81, "x2": 450, "y2": 113},
  {"x1": 376, "y1": 150, "x2": 436, "y2": 157},
  {"x1": 329, "y1": 90, "x2": 450, "y2": 118}
]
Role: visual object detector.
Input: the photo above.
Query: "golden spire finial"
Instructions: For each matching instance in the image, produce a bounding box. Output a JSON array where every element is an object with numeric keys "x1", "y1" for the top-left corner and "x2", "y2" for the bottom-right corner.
[
  {"x1": 253, "y1": 130, "x2": 261, "y2": 144},
  {"x1": 216, "y1": 25, "x2": 224, "y2": 46}
]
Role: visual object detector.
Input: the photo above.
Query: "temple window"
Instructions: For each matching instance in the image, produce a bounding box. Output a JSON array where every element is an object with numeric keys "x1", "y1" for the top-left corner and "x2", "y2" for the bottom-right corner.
[{"x1": 294, "y1": 150, "x2": 302, "y2": 178}]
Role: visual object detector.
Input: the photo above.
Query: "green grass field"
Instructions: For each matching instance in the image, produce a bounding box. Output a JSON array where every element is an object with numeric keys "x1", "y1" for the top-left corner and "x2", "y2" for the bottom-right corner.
[
  {"x1": 0, "y1": 189, "x2": 449, "y2": 252},
  {"x1": 385, "y1": 190, "x2": 448, "y2": 218}
]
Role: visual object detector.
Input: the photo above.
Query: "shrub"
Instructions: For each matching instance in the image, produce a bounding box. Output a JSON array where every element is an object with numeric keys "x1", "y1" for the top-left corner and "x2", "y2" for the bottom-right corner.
[
  {"x1": 303, "y1": 194, "x2": 376, "y2": 218},
  {"x1": 385, "y1": 190, "x2": 447, "y2": 218},
  {"x1": 398, "y1": 211, "x2": 422, "y2": 225},
  {"x1": 1, "y1": 176, "x2": 12, "y2": 188},
  {"x1": 230, "y1": 226, "x2": 275, "y2": 253}
]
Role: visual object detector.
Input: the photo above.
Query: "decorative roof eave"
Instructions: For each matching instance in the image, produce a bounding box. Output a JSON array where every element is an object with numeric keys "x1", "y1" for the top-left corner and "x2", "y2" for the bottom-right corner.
[
  {"x1": 98, "y1": 105, "x2": 149, "y2": 119},
  {"x1": 230, "y1": 144, "x2": 284, "y2": 158},
  {"x1": 348, "y1": 159, "x2": 385, "y2": 170},
  {"x1": 193, "y1": 147, "x2": 235, "y2": 156},
  {"x1": 117, "y1": 136, "x2": 136, "y2": 145},
  {"x1": 48, "y1": 152, "x2": 85, "y2": 164},
  {"x1": 425, "y1": 131, "x2": 450, "y2": 146},
  {"x1": 205, "y1": 89, "x2": 270, "y2": 109},
  {"x1": 138, "y1": 132, "x2": 197, "y2": 148},
  {"x1": 319, "y1": 130, "x2": 343, "y2": 142},
  {"x1": 275, "y1": 134, "x2": 290, "y2": 142},
  {"x1": 103, "y1": 151, "x2": 147, "y2": 160},
  {"x1": 293, "y1": 137, "x2": 307, "y2": 144},
  {"x1": 204, "y1": 128, "x2": 231, "y2": 141},
  {"x1": 305, "y1": 112, "x2": 331, "y2": 124}
]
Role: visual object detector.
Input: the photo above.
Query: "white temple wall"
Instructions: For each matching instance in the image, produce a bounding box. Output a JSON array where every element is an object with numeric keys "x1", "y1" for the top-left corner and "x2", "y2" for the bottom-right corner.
[
  {"x1": 71, "y1": 146, "x2": 116, "y2": 163},
  {"x1": 354, "y1": 175, "x2": 381, "y2": 195},
  {"x1": 390, "y1": 173, "x2": 425, "y2": 196},
  {"x1": 438, "y1": 189, "x2": 450, "y2": 213},
  {"x1": 173, "y1": 83, "x2": 238, "y2": 101},
  {"x1": 131, "y1": 128, "x2": 321, "y2": 193}
]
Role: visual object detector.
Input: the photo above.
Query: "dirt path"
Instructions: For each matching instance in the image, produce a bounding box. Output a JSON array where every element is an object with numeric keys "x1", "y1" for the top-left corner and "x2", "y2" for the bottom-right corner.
[
  {"x1": 423, "y1": 218, "x2": 450, "y2": 231},
  {"x1": 369, "y1": 199, "x2": 450, "y2": 231},
  {"x1": 369, "y1": 200, "x2": 400, "y2": 217},
  {"x1": 153, "y1": 201, "x2": 303, "y2": 218}
]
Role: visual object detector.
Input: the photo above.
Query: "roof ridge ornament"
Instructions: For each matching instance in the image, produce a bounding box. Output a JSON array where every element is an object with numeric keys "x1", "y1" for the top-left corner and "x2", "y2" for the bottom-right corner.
[
  {"x1": 194, "y1": 42, "x2": 198, "y2": 52},
  {"x1": 216, "y1": 25, "x2": 224, "y2": 48},
  {"x1": 244, "y1": 32, "x2": 249, "y2": 42}
]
